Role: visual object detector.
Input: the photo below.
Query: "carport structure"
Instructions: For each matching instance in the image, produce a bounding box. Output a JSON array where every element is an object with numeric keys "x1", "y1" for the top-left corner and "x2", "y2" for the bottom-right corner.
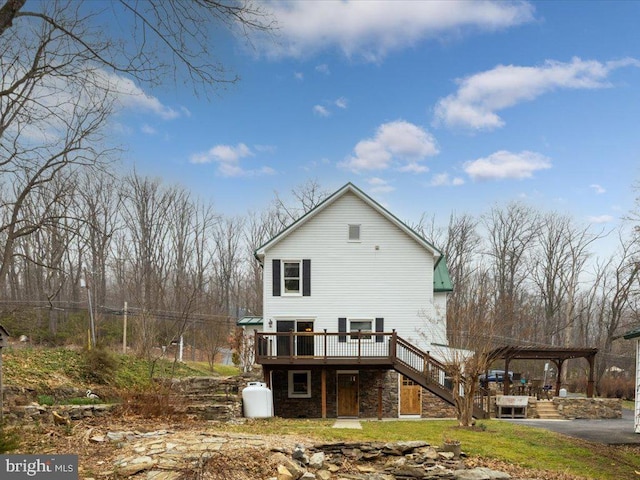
[{"x1": 487, "y1": 346, "x2": 598, "y2": 398}]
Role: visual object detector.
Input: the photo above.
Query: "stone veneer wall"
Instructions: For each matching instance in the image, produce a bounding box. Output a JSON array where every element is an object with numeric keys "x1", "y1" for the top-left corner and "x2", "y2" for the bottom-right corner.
[
  {"x1": 271, "y1": 368, "x2": 399, "y2": 418},
  {"x1": 270, "y1": 368, "x2": 457, "y2": 419},
  {"x1": 422, "y1": 388, "x2": 457, "y2": 418},
  {"x1": 553, "y1": 397, "x2": 622, "y2": 419}
]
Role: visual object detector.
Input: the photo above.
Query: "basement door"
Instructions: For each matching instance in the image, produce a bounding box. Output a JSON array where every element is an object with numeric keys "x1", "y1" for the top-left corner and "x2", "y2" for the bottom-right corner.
[
  {"x1": 400, "y1": 375, "x2": 422, "y2": 416},
  {"x1": 337, "y1": 373, "x2": 359, "y2": 417}
]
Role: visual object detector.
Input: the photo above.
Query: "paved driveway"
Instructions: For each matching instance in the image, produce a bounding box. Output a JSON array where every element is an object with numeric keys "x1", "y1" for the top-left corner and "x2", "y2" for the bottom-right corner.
[{"x1": 504, "y1": 409, "x2": 640, "y2": 445}]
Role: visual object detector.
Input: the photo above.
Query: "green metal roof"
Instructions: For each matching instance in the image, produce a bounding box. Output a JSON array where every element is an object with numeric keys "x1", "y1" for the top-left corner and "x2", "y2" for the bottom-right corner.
[
  {"x1": 434, "y1": 257, "x2": 453, "y2": 292},
  {"x1": 237, "y1": 316, "x2": 263, "y2": 326},
  {"x1": 623, "y1": 325, "x2": 640, "y2": 340}
]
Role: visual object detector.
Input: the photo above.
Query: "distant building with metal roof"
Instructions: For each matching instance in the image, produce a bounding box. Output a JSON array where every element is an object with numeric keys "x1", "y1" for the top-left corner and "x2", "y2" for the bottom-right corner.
[{"x1": 237, "y1": 316, "x2": 263, "y2": 327}]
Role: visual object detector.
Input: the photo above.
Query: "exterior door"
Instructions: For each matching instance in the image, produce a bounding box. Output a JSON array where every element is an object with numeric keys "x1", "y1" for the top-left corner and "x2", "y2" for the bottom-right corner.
[
  {"x1": 296, "y1": 321, "x2": 314, "y2": 356},
  {"x1": 276, "y1": 320, "x2": 294, "y2": 357},
  {"x1": 400, "y1": 375, "x2": 422, "y2": 416},
  {"x1": 337, "y1": 373, "x2": 359, "y2": 417}
]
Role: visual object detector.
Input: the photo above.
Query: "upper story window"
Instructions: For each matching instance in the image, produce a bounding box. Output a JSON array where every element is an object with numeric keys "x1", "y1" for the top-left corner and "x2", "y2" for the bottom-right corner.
[
  {"x1": 348, "y1": 224, "x2": 361, "y2": 241},
  {"x1": 283, "y1": 261, "x2": 301, "y2": 294},
  {"x1": 272, "y1": 258, "x2": 310, "y2": 297}
]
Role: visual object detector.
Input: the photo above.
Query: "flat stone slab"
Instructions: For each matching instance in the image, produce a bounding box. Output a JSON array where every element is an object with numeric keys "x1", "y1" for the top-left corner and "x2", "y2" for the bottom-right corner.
[{"x1": 332, "y1": 419, "x2": 362, "y2": 429}]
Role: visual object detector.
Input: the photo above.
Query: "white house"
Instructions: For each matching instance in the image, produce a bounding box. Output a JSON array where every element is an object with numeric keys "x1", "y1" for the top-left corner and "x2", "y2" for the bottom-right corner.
[{"x1": 252, "y1": 183, "x2": 472, "y2": 419}]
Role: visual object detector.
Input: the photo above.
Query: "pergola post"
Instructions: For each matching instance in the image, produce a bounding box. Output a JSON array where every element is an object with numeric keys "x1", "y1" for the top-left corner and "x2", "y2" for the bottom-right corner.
[
  {"x1": 503, "y1": 357, "x2": 511, "y2": 395},
  {"x1": 553, "y1": 359, "x2": 564, "y2": 397},
  {"x1": 586, "y1": 354, "x2": 595, "y2": 398}
]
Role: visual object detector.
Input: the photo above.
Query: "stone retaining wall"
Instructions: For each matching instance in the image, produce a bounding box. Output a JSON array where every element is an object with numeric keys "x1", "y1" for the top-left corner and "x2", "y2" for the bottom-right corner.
[
  {"x1": 5, "y1": 403, "x2": 118, "y2": 424},
  {"x1": 553, "y1": 397, "x2": 622, "y2": 419}
]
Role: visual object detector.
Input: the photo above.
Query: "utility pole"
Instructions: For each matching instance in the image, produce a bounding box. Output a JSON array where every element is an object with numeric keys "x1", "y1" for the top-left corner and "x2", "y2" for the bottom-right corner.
[
  {"x1": 81, "y1": 271, "x2": 96, "y2": 349},
  {"x1": 122, "y1": 301, "x2": 128, "y2": 354}
]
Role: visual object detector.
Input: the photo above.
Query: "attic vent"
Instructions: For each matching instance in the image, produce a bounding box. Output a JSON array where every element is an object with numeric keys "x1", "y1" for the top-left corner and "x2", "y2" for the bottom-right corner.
[{"x1": 348, "y1": 224, "x2": 360, "y2": 241}]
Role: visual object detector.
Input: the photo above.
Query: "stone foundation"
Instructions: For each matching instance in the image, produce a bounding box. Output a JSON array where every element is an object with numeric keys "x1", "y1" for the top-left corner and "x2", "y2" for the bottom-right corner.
[{"x1": 270, "y1": 368, "x2": 456, "y2": 419}]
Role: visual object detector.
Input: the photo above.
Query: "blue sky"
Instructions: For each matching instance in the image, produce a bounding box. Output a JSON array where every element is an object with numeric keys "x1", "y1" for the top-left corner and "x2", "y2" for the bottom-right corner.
[{"x1": 111, "y1": 1, "x2": 640, "y2": 240}]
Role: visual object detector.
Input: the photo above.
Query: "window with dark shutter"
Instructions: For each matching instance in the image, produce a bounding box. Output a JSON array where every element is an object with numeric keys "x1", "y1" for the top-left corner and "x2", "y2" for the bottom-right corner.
[
  {"x1": 302, "y1": 259, "x2": 311, "y2": 296},
  {"x1": 338, "y1": 317, "x2": 347, "y2": 343},
  {"x1": 272, "y1": 259, "x2": 281, "y2": 296},
  {"x1": 375, "y1": 317, "x2": 384, "y2": 343}
]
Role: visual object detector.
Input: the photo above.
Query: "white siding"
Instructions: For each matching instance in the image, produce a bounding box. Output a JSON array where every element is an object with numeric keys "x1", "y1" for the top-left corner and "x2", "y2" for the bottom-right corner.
[
  {"x1": 635, "y1": 339, "x2": 640, "y2": 433},
  {"x1": 263, "y1": 191, "x2": 446, "y2": 351}
]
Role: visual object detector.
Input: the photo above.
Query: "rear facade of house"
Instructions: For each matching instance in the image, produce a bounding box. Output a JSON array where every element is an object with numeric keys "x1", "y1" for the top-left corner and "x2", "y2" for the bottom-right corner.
[{"x1": 254, "y1": 183, "x2": 455, "y2": 418}]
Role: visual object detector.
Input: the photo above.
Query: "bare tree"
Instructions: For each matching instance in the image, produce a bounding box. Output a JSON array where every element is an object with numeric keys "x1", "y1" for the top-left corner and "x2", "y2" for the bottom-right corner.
[
  {"x1": 588, "y1": 233, "x2": 640, "y2": 392},
  {"x1": 529, "y1": 213, "x2": 600, "y2": 346},
  {"x1": 0, "y1": 0, "x2": 273, "y2": 300},
  {"x1": 482, "y1": 202, "x2": 541, "y2": 341},
  {"x1": 271, "y1": 179, "x2": 330, "y2": 230}
]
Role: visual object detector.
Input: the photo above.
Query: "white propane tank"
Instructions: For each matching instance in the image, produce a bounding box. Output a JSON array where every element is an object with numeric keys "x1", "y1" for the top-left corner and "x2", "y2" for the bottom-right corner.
[
  {"x1": 559, "y1": 388, "x2": 567, "y2": 398},
  {"x1": 242, "y1": 382, "x2": 273, "y2": 418}
]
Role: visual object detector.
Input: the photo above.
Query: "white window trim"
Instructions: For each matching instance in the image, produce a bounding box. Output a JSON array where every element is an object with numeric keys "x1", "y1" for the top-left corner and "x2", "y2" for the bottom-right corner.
[
  {"x1": 288, "y1": 370, "x2": 311, "y2": 398},
  {"x1": 348, "y1": 224, "x2": 361, "y2": 242},
  {"x1": 282, "y1": 260, "x2": 302, "y2": 296},
  {"x1": 349, "y1": 318, "x2": 373, "y2": 341}
]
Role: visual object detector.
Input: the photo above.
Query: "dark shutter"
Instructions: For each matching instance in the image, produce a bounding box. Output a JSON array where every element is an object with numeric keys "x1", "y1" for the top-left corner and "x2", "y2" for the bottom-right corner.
[
  {"x1": 272, "y1": 259, "x2": 281, "y2": 296},
  {"x1": 302, "y1": 259, "x2": 311, "y2": 296},
  {"x1": 338, "y1": 317, "x2": 347, "y2": 343},
  {"x1": 375, "y1": 317, "x2": 384, "y2": 343}
]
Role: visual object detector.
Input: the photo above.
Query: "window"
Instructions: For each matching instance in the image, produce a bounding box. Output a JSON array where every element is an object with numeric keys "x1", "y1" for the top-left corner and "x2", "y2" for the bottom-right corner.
[
  {"x1": 348, "y1": 224, "x2": 361, "y2": 241},
  {"x1": 283, "y1": 261, "x2": 301, "y2": 294},
  {"x1": 350, "y1": 319, "x2": 372, "y2": 340},
  {"x1": 288, "y1": 370, "x2": 311, "y2": 398}
]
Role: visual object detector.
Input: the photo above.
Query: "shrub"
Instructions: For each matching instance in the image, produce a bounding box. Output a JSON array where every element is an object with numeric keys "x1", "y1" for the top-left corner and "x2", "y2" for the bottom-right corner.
[
  {"x1": 80, "y1": 347, "x2": 117, "y2": 384},
  {"x1": 597, "y1": 376, "x2": 635, "y2": 400}
]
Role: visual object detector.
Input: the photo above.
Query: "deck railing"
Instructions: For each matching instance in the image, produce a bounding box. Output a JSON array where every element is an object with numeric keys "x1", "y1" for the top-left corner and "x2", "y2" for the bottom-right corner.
[{"x1": 255, "y1": 329, "x2": 394, "y2": 363}]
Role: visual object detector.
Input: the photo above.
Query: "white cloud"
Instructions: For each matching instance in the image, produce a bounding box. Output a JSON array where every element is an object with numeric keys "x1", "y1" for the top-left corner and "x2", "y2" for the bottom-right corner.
[
  {"x1": 399, "y1": 162, "x2": 429, "y2": 174},
  {"x1": 141, "y1": 124, "x2": 157, "y2": 135},
  {"x1": 294, "y1": 72, "x2": 304, "y2": 80},
  {"x1": 255, "y1": 1, "x2": 534, "y2": 61},
  {"x1": 189, "y1": 143, "x2": 274, "y2": 177},
  {"x1": 367, "y1": 177, "x2": 395, "y2": 193},
  {"x1": 316, "y1": 64, "x2": 331, "y2": 75},
  {"x1": 335, "y1": 97, "x2": 348, "y2": 109},
  {"x1": 464, "y1": 150, "x2": 551, "y2": 180},
  {"x1": 429, "y1": 173, "x2": 465, "y2": 187},
  {"x1": 313, "y1": 105, "x2": 331, "y2": 117},
  {"x1": 341, "y1": 120, "x2": 439, "y2": 173},
  {"x1": 434, "y1": 57, "x2": 640, "y2": 130},
  {"x1": 588, "y1": 214, "x2": 614, "y2": 224},
  {"x1": 101, "y1": 71, "x2": 180, "y2": 120},
  {"x1": 590, "y1": 183, "x2": 606, "y2": 194}
]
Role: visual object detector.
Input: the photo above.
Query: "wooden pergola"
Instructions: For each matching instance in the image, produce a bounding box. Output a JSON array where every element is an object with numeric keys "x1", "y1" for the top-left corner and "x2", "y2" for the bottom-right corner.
[{"x1": 487, "y1": 346, "x2": 598, "y2": 398}]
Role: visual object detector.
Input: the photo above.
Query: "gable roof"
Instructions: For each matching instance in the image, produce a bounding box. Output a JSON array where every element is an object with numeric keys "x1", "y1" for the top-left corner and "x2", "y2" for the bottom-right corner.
[{"x1": 254, "y1": 182, "x2": 443, "y2": 263}]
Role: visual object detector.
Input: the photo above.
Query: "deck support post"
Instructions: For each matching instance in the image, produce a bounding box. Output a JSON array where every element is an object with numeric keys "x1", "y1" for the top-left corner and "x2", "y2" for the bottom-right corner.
[
  {"x1": 377, "y1": 370, "x2": 383, "y2": 420},
  {"x1": 321, "y1": 368, "x2": 327, "y2": 419}
]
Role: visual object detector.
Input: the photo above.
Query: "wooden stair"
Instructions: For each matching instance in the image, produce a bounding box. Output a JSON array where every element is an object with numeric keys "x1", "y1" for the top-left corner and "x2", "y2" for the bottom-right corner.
[
  {"x1": 392, "y1": 336, "x2": 490, "y2": 419},
  {"x1": 535, "y1": 400, "x2": 563, "y2": 419}
]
